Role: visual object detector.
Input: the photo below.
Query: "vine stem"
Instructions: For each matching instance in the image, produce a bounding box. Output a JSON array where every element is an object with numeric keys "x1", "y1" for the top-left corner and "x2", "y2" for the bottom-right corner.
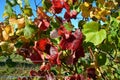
[
  {"x1": 98, "y1": 67, "x2": 108, "y2": 80},
  {"x1": 88, "y1": 46, "x2": 107, "y2": 80},
  {"x1": 88, "y1": 46, "x2": 95, "y2": 61}
]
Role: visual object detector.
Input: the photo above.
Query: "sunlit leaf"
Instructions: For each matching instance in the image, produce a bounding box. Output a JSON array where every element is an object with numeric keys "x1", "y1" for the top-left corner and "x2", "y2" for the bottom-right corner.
[
  {"x1": 63, "y1": 22, "x2": 73, "y2": 31},
  {"x1": 0, "y1": 42, "x2": 14, "y2": 55},
  {"x1": 4, "y1": 25, "x2": 14, "y2": 36},
  {"x1": 24, "y1": 0, "x2": 30, "y2": 7},
  {"x1": 23, "y1": 7, "x2": 33, "y2": 16},
  {"x1": 80, "y1": 2, "x2": 92, "y2": 18},
  {"x1": 24, "y1": 24, "x2": 37, "y2": 39},
  {"x1": 17, "y1": 0, "x2": 22, "y2": 7},
  {"x1": 9, "y1": 18, "x2": 25, "y2": 29},
  {"x1": 82, "y1": 21, "x2": 106, "y2": 45},
  {"x1": 2, "y1": 31, "x2": 9, "y2": 41},
  {"x1": 2, "y1": 11, "x2": 9, "y2": 18}
]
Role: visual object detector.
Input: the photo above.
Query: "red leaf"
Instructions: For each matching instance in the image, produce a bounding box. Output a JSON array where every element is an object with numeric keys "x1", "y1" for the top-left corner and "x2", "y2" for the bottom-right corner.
[
  {"x1": 59, "y1": 29, "x2": 84, "y2": 64},
  {"x1": 64, "y1": 10, "x2": 78, "y2": 21},
  {"x1": 59, "y1": 29, "x2": 83, "y2": 50},
  {"x1": 48, "y1": 52, "x2": 61, "y2": 65},
  {"x1": 64, "y1": 12, "x2": 71, "y2": 22},
  {"x1": 37, "y1": 38, "x2": 50, "y2": 51},
  {"x1": 38, "y1": 19, "x2": 50, "y2": 31},
  {"x1": 33, "y1": 41, "x2": 45, "y2": 60},
  {"x1": 51, "y1": 0, "x2": 63, "y2": 14},
  {"x1": 45, "y1": 71, "x2": 55, "y2": 80},
  {"x1": 57, "y1": 25, "x2": 70, "y2": 36},
  {"x1": 63, "y1": 2, "x2": 70, "y2": 12},
  {"x1": 37, "y1": 71, "x2": 55, "y2": 80},
  {"x1": 73, "y1": 46, "x2": 85, "y2": 64},
  {"x1": 45, "y1": 45, "x2": 61, "y2": 65},
  {"x1": 29, "y1": 53, "x2": 42, "y2": 64},
  {"x1": 17, "y1": 43, "x2": 31, "y2": 58},
  {"x1": 71, "y1": 29, "x2": 83, "y2": 50},
  {"x1": 87, "y1": 68, "x2": 97, "y2": 79},
  {"x1": 30, "y1": 70, "x2": 38, "y2": 76},
  {"x1": 40, "y1": 63, "x2": 51, "y2": 71},
  {"x1": 70, "y1": 10, "x2": 78, "y2": 19},
  {"x1": 59, "y1": 34, "x2": 76, "y2": 50}
]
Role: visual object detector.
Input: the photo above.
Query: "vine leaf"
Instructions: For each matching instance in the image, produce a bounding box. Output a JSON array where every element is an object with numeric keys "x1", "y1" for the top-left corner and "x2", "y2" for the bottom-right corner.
[
  {"x1": 95, "y1": 53, "x2": 106, "y2": 66},
  {"x1": 82, "y1": 21, "x2": 106, "y2": 45},
  {"x1": 24, "y1": 24, "x2": 37, "y2": 39}
]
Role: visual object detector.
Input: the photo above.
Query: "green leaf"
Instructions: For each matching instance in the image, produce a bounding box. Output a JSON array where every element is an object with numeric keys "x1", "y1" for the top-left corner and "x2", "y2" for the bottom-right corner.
[
  {"x1": 15, "y1": 41, "x2": 23, "y2": 48},
  {"x1": 3, "y1": 3, "x2": 13, "y2": 17},
  {"x1": 2, "y1": 11, "x2": 9, "y2": 18},
  {"x1": 42, "y1": 0, "x2": 52, "y2": 11},
  {"x1": 51, "y1": 21, "x2": 60, "y2": 29},
  {"x1": 10, "y1": 0, "x2": 17, "y2": 6},
  {"x1": 82, "y1": 21, "x2": 106, "y2": 45},
  {"x1": 17, "y1": 0, "x2": 22, "y2": 7},
  {"x1": 24, "y1": 24, "x2": 37, "y2": 39},
  {"x1": 96, "y1": 53, "x2": 106, "y2": 66},
  {"x1": 63, "y1": 22, "x2": 73, "y2": 31},
  {"x1": 0, "y1": 42, "x2": 8, "y2": 52},
  {"x1": 23, "y1": 7, "x2": 33, "y2": 16},
  {"x1": 24, "y1": 0, "x2": 30, "y2": 7},
  {"x1": 78, "y1": 20, "x2": 86, "y2": 29}
]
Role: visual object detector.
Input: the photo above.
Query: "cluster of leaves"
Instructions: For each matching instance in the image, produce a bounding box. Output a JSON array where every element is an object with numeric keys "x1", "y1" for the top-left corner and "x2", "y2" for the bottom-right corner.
[{"x1": 0, "y1": 0, "x2": 120, "y2": 80}]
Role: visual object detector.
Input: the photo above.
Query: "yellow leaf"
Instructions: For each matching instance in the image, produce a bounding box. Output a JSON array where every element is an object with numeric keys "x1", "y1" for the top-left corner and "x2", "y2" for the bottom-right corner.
[
  {"x1": 67, "y1": 0, "x2": 73, "y2": 5},
  {"x1": 105, "y1": 1, "x2": 115, "y2": 9},
  {"x1": 0, "y1": 23, "x2": 4, "y2": 41},
  {"x1": 99, "y1": 8, "x2": 110, "y2": 16},
  {"x1": 9, "y1": 18, "x2": 25, "y2": 29},
  {"x1": 17, "y1": 18, "x2": 25, "y2": 29},
  {"x1": 84, "y1": 2, "x2": 90, "y2": 7},
  {"x1": 9, "y1": 18, "x2": 18, "y2": 25},
  {"x1": 0, "y1": 28, "x2": 3, "y2": 41},
  {"x1": 2, "y1": 31, "x2": 9, "y2": 40},
  {"x1": 97, "y1": 0, "x2": 105, "y2": 4},
  {"x1": 116, "y1": 16, "x2": 120, "y2": 20},
  {"x1": 2, "y1": 11, "x2": 9, "y2": 18},
  {"x1": 80, "y1": 2, "x2": 92, "y2": 18},
  {"x1": 90, "y1": 8, "x2": 110, "y2": 21},
  {"x1": 19, "y1": 36, "x2": 30, "y2": 42},
  {"x1": 4, "y1": 25, "x2": 14, "y2": 36},
  {"x1": 16, "y1": 28, "x2": 23, "y2": 36}
]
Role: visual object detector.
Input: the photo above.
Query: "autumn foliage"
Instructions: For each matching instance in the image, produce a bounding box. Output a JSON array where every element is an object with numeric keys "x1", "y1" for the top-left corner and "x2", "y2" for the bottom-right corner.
[{"x1": 0, "y1": 0, "x2": 120, "y2": 80}]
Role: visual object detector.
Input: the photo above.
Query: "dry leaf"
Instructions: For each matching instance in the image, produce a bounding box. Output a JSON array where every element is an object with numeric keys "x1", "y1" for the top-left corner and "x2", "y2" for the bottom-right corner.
[{"x1": 37, "y1": 7, "x2": 50, "y2": 19}]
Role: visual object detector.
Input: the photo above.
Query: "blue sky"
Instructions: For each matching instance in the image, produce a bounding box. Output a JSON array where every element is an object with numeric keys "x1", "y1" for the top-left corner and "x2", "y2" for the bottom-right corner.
[{"x1": 0, "y1": 0, "x2": 6, "y2": 21}]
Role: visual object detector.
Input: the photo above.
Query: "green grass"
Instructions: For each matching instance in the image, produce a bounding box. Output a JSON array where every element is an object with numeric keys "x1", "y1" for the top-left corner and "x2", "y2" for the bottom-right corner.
[{"x1": 0, "y1": 54, "x2": 40, "y2": 80}]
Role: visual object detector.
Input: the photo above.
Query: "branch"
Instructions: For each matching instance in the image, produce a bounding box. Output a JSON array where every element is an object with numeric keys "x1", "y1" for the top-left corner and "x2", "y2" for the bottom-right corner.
[
  {"x1": 88, "y1": 46, "x2": 95, "y2": 61},
  {"x1": 98, "y1": 67, "x2": 108, "y2": 80},
  {"x1": 97, "y1": 49, "x2": 114, "y2": 60}
]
